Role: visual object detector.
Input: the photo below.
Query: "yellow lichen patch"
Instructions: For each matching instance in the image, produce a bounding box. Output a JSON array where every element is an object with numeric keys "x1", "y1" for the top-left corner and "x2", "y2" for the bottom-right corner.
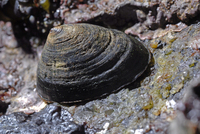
[
  {"x1": 163, "y1": 84, "x2": 172, "y2": 90},
  {"x1": 146, "y1": 42, "x2": 185, "y2": 116},
  {"x1": 149, "y1": 88, "x2": 162, "y2": 99},
  {"x1": 168, "y1": 37, "x2": 177, "y2": 44},
  {"x1": 138, "y1": 92, "x2": 154, "y2": 110},
  {"x1": 150, "y1": 42, "x2": 158, "y2": 49},
  {"x1": 189, "y1": 62, "x2": 196, "y2": 67},
  {"x1": 161, "y1": 83, "x2": 172, "y2": 98},
  {"x1": 165, "y1": 32, "x2": 177, "y2": 44},
  {"x1": 40, "y1": 0, "x2": 50, "y2": 13},
  {"x1": 142, "y1": 99, "x2": 154, "y2": 110},
  {"x1": 151, "y1": 99, "x2": 166, "y2": 116},
  {"x1": 164, "y1": 45, "x2": 173, "y2": 55},
  {"x1": 170, "y1": 83, "x2": 183, "y2": 95}
]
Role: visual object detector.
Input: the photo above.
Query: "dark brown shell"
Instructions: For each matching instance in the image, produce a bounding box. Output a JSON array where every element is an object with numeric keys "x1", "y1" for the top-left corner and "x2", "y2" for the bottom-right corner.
[{"x1": 37, "y1": 23, "x2": 150, "y2": 103}]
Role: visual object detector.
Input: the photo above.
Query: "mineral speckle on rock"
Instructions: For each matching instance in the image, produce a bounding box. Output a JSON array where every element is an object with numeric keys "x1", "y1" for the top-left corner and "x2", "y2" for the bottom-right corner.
[{"x1": 65, "y1": 22, "x2": 200, "y2": 133}]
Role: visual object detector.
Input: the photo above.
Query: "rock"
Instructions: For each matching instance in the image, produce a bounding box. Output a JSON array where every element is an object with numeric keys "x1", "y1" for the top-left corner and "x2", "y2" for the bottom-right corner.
[{"x1": 0, "y1": 104, "x2": 96, "y2": 134}]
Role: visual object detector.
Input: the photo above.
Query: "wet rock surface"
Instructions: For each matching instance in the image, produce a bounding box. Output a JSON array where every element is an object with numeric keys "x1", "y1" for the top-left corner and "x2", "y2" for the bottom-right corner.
[
  {"x1": 0, "y1": 104, "x2": 96, "y2": 134},
  {"x1": 1, "y1": 0, "x2": 200, "y2": 134},
  {"x1": 2, "y1": 21, "x2": 200, "y2": 133},
  {"x1": 62, "y1": 22, "x2": 200, "y2": 133}
]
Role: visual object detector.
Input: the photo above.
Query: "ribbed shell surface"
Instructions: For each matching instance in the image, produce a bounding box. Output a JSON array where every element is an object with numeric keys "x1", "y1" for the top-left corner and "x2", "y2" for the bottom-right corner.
[{"x1": 37, "y1": 23, "x2": 150, "y2": 103}]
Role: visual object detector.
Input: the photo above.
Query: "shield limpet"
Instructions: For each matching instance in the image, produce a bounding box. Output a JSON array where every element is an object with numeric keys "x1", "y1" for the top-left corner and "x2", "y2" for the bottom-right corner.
[{"x1": 37, "y1": 23, "x2": 150, "y2": 103}]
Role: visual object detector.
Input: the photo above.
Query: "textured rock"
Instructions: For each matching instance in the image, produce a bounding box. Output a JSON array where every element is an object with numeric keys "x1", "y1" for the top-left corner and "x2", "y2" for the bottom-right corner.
[
  {"x1": 0, "y1": 104, "x2": 96, "y2": 134},
  {"x1": 1, "y1": 1, "x2": 200, "y2": 134},
  {"x1": 65, "y1": 22, "x2": 200, "y2": 133},
  {"x1": 60, "y1": 0, "x2": 200, "y2": 28}
]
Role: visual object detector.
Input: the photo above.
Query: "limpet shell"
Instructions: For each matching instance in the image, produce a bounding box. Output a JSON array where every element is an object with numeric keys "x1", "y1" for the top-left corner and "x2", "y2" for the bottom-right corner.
[{"x1": 37, "y1": 23, "x2": 150, "y2": 103}]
